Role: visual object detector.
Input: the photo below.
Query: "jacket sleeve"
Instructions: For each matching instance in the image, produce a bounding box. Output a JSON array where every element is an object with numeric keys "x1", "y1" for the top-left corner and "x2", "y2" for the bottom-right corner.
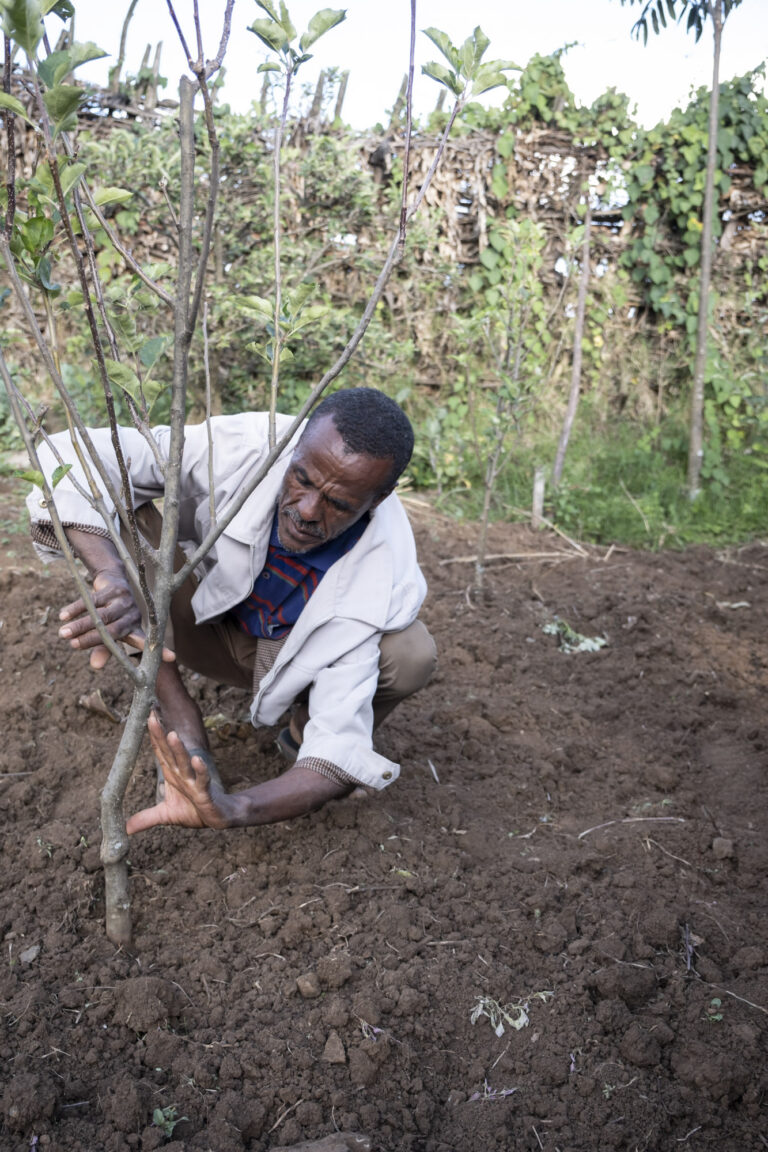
[
  {"x1": 26, "y1": 425, "x2": 173, "y2": 538},
  {"x1": 297, "y1": 632, "x2": 401, "y2": 791}
]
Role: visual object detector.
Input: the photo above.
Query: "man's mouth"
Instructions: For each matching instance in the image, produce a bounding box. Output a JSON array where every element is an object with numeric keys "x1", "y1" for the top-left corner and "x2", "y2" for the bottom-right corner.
[{"x1": 280, "y1": 509, "x2": 324, "y2": 545}]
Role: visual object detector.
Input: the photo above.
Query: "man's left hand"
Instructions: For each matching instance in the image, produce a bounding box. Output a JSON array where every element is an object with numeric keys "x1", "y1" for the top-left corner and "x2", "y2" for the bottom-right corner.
[{"x1": 126, "y1": 713, "x2": 233, "y2": 833}]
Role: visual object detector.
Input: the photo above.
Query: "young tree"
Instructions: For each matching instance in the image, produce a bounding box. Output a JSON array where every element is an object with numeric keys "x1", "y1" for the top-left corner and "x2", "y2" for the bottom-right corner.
[
  {"x1": 0, "y1": 1, "x2": 512, "y2": 945},
  {"x1": 460, "y1": 218, "x2": 551, "y2": 590},
  {"x1": 619, "y1": 0, "x2": 745, "y2": 498}
]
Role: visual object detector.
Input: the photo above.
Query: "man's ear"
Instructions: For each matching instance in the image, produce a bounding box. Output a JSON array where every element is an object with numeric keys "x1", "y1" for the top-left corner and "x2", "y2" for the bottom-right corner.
[{"x1": 370, "y1": 488, "x2": 394, "y2": 511}]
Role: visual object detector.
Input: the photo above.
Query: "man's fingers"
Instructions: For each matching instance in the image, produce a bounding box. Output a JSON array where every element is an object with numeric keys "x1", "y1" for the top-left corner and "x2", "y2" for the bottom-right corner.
[
  {"x1": 147, "y1": 714, "x2": 189, "y2": 780},
  {"x1": 126, "y1": 805, "x2": 164, "y2": 835},
  {"x1": 89, "y1": 644, "x2": 111, "y2": 670},
  {"x1": 59, "y1": 596, "x2": 87, "y2": 623},
  {"x1": 124, "y1": 631, "x2": 176, "y2": 662}
]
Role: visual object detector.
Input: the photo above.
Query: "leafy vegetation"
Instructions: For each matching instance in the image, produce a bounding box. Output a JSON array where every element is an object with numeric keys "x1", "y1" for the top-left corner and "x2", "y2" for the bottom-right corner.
[{"x1": 1, "y1": 11, "x2": 766, "y2": 549}]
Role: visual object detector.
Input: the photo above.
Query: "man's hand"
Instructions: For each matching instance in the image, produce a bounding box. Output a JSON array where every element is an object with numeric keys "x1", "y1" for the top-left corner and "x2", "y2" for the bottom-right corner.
[
  {"x1": 59, "y1": 570, "x2": 175, "y2": 670},
  {"x1": 127, "y1": 714, "x2": 352, "y2": 835},
  {"x1": 127, "y1": 712, "x2": 234, "y2": 834}
]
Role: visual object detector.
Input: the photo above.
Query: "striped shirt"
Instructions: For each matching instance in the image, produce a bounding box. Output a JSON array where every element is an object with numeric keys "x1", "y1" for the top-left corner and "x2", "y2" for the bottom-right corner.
[{"x1": 229, "y1": 508, "x2": 369, "y2": 639}]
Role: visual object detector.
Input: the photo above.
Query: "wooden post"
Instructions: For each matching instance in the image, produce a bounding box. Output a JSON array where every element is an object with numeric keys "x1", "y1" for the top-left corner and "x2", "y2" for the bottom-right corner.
[
  {"x1": 334, "y1": 70, "x2": 349, "y2": 122},
  {"x1": 532, "y1": 467, "x2": 546, "y2": 529},
  {"x1": 387, "y1": 75, "x2": 408, "y2": 133},
  {"x1": 308, "y1": 70, "x2": 325, "y2": 124}
]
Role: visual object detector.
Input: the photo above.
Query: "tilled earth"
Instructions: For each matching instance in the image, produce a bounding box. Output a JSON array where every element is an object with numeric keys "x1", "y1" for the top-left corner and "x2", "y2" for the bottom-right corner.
[{"x1": 0, "y1": 486, "x2": 766, "y2": 1152}]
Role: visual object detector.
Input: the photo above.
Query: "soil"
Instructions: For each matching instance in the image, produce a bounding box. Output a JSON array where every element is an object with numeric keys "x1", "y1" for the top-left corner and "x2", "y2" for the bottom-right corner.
[{"x1": 0, "y1": 477, "x2": 766, "y2": 1152}]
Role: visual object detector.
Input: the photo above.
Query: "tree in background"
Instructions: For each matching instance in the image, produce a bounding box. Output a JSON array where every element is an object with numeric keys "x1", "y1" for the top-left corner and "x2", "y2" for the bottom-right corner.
[{"x1": 619, "y1": 0, "x2": 745, "y2": 498}]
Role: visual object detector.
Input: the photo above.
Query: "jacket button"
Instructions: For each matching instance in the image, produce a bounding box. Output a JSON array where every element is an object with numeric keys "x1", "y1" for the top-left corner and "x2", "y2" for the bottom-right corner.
[{"x1": 382, "y1": 771, "x2": 392, "y2": 780}]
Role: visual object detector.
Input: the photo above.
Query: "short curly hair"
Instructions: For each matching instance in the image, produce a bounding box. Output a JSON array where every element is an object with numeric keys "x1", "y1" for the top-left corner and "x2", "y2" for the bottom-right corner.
[{"x1": 304, "y1": 387, "x2": 414, "y2": 491}]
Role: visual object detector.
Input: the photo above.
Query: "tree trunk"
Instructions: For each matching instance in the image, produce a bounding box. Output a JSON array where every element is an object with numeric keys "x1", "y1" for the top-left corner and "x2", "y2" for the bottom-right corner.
[
  {"x1": 101, "y1": 684, "x2": 157, "y2": 946},
  {"x1": 553, "y1": 199, "x2": 592, "y2": 488},
  {"x1": 687, "y1": 2, "x2": 723, "y2": 499}
]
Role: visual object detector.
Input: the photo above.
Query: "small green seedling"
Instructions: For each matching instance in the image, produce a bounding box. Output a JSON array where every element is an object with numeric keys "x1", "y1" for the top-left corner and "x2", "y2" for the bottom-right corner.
[
  {"x1": 704, "y1": 997, "x2": 724, "y2": 1022},
  {"x1": 152, "y1": 1105, "x2": 187, "y2": 1138},
  {"x1": 36, "y1": 838, "x2": 53, "y2": 858}
]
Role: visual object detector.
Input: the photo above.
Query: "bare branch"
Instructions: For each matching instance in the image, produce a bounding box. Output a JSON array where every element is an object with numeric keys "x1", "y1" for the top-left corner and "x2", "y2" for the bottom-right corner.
[
  {"x1": 164, "y1": 0, "x2": 194, "y2": 68},
  {"x1": 269, "y1": 73, "x2": 293, "y2": 449},
  {"x1": 2, "y1": 35, "x2": 16, "y2": 237},
  {"x1": 205, "y1": 0, "x2": 236, "y2": 79},
  {"x1": 0, "y1": 349, "x2": 143, "y2": 683},
  {"x1": 397, "y1": 0, "x2": 417, "y2": 258},
  {"x1": 202, "y1": 299, "x2": 217, "y2": 529}
]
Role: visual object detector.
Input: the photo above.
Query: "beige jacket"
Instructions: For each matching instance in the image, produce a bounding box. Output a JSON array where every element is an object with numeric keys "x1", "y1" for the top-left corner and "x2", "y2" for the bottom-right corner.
[{"x1": 28, "y1": 412, "x2": 426, "y2": 789}]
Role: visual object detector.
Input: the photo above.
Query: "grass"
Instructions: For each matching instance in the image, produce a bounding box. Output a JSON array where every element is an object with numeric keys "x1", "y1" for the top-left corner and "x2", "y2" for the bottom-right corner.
[{"x1": 425, "y1": 412, "x2": 767, "y2": 551}]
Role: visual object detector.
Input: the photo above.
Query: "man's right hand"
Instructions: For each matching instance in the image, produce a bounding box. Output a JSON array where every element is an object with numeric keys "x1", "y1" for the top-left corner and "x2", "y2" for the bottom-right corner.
[{"x1": 58, "y1": 570, "x2": 174, "y2": 670}]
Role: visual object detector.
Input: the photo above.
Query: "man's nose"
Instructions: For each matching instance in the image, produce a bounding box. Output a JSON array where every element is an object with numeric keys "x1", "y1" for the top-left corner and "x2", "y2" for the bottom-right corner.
[{"x1": 296, "y1": 489, "x2": 321, "y2": 522}]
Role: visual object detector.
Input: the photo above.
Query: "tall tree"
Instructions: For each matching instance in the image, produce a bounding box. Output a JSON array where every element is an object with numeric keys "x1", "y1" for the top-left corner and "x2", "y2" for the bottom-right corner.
[{"x1": 620, "y1": 0, "x2": 744, "y2": 498}]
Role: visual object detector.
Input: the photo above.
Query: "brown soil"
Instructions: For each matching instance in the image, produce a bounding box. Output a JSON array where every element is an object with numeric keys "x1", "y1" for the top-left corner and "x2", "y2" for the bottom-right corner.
[{"x1": 0, "y1": 478, "x2": 766, "y2": 1152}]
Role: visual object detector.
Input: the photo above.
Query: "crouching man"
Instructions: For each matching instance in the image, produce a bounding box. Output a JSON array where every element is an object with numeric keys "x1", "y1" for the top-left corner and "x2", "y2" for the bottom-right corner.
[{"x1": 27, "y1": 388, "x2": 436, "y2": 833}]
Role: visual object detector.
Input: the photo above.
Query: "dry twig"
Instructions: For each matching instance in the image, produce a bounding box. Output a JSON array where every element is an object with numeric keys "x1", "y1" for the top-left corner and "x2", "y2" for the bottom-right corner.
[{"x1": 578, "y1": 816, "x2": 685, "y2": 840}]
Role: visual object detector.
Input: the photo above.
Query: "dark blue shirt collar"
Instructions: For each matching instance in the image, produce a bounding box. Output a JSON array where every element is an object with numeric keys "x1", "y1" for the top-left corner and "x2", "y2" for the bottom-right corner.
[{"x1": 269, "y1": 507, "x2": 369, "y2": 571}]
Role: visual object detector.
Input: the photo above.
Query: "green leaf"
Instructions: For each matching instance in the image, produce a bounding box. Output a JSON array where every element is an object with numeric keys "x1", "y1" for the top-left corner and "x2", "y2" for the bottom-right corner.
[
  {"x1": 497, "y1": 133, "x2": 514, "y2": 159},
  {"x1": 0, "y1": 91, "x2": 36, "y2": 128},
  {"x1": 277, "y1": 344, "x2": 294, "y2": 365},
  {"x1": 467, "y1": 273, "x2": 484, "y2": 293},
  {"x1": 248, "y1": 18, "x2": 290, "y2": 53},
  {"x1": 421, "y1": 61, "x2": 461, "y2": 96},
  {"x1": 104, "y1": 357, "x2": 142, "y2": 401},
  {"x1": 257, "y1": 61, "x2": 281, "y2": 73},
  {"x1": 422, "y1": 27, "x2": 459, "y2": 71},
  {"x1": 36, "y1": 254, "x2": 60, "y2": 292},
  {"x1": 21, "y1": 214, "x2": 53, "y2": 252},
  {"x1": 51, "y1": 462, "x2": 72, "y2": 488},
  {"x1": 299, "y1": 7, "x2": 345, "y2": 51},
  {"x1": 285, "y1": 282, "x2": 315, "y2": 315},
  {"x1": 2, "y1": 0, "x2": 44, "y2": 56},
  {"x1": 42, "y1": 84, "x2": 84, "y2": 129},
  {"x1": 634, "y1": 164, "x2": 655, "y2": 188},
  {"x1": 15, "y1": 468, "x2": 45, "y2": 487},
  {"x1": 138, "y1": 335, "x2": 169, "y2": 370},
  {"x1": 38, "y1": 41, "x2": 106, "y2": 88},
  {"x1": 471, "y1": 64, "x2": 511, "y2": 97},
  {"x1": 92, "y1": 186, "x2": 132, "y2": 207},
  {"x1": 471, "y1": 25, "x2": 490, "y2": 64},
  {"x1": 479, "y1": 247, "x2": 499, "y2": 270},
  {"x1": 683, "y1": 246, "x2": 699, "y2": 266},
  {"x1": 239, "y1": 294, "x2": 273, "y2": 318},
  {"x1": 278, "y1": 1, "x2": 296, "y2": 40},
  {"x1": 42, "y1": 0, "x2": 74, "y2": 15},
  {"x1": 58, "y1": 160, "x2": 86, "y2": 199},
  {"x1": 254, "y1": 0, "x2": 280, "y2": 20}
]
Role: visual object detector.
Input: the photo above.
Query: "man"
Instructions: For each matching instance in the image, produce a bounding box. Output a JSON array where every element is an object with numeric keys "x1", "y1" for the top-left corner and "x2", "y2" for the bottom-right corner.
[{"x1": 27, "y1": 388, "x2": 436, "y2": 833}]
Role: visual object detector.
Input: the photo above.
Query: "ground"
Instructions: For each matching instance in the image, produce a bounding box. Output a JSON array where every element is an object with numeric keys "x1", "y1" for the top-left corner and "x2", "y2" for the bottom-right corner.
[{"x1": 0, "y1": 478, "x2": 766, "y2": 1152}]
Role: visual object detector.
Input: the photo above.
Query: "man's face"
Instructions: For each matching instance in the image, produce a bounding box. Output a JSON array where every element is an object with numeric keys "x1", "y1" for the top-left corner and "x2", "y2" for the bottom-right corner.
[{"x1": 276, "y1": 415, "x2": 394, "y2": 554}]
